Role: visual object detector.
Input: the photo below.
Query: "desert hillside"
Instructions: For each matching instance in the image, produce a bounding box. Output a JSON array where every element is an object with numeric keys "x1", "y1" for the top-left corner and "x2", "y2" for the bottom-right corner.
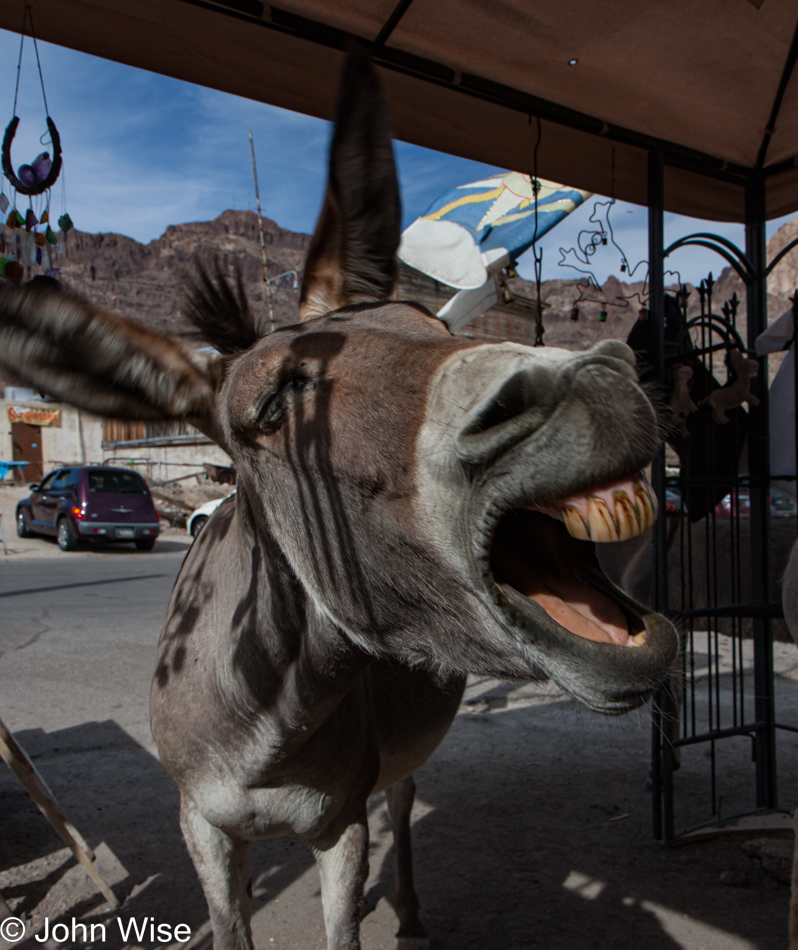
[{"x1": 3, "y1": 208, "x2": 798, "y2": 389}]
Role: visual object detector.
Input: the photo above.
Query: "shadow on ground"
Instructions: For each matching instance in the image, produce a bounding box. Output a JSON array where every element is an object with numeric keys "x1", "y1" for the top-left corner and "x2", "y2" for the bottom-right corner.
[
  {"x1": 1, "y1": 687, "x2": 793, "y2": 950},
  {"x1": 0, "y1": 720, "x2": 315, "y2": 948}
]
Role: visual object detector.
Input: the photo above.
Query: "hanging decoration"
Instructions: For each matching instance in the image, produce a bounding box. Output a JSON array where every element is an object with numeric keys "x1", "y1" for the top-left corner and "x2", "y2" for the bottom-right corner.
[
  {"x1": 2, "y1": 115, "x2": 61, "y2": 196},
  {"x1": 528, "y1": 114, "x2": 545, "y2": 346},
  {"x1": 557, "y1": 196, "x2": 647, "y2": 294},
  {"x1": 557, "y1": 144, "x2": 679, "y2": 324},
  {"x1": 1, "y1": 5, "x2": 72, "y2": 284}
]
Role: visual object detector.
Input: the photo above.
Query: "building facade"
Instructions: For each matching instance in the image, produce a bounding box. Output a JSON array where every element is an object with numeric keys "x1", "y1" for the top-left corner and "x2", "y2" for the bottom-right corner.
[{"x1": 1, "y1": 389, "x2": 232, "y2": 485}]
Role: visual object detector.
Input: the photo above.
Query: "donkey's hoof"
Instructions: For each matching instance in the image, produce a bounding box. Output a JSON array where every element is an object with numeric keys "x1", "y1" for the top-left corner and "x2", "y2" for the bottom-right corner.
[{"x1": 396, "y1": 938, "x2": 430, "y2": 950}]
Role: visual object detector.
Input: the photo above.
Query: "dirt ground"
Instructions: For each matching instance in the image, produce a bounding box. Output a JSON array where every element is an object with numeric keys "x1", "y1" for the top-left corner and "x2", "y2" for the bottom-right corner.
[{"x1": 1, "y1": 483, "x2": 797, "y2": 950}]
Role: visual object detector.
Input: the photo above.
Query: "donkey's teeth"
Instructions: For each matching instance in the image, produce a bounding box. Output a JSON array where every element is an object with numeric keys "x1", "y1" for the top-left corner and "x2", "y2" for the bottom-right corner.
[
  {"x1": 586, "y1": 497, "x2": 617, "y2": 543},
  {"x1": 633, "y1": 479, "x2": 658, "y2": 533},
  {"x1": 613, "y1": 489, "x2": 638, "y2": 538},
  {"x1": 562, "y1": 504, "x2": 591, "y2": 540},
  {"x1": 559, "y1": 475, "x2": 658, "y2": 543}
]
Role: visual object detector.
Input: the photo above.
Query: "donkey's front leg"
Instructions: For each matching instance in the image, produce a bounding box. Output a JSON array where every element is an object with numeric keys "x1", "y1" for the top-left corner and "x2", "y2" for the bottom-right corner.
[
  {"x1": 180, "y1": 795, "x2": 253, "y2": 950},
  {"x1": 386, "y1": 775, "x2": 429, "y2": 950},
  {"x1": 305, "y1": 811, "x2": 370, "y2": 950}
]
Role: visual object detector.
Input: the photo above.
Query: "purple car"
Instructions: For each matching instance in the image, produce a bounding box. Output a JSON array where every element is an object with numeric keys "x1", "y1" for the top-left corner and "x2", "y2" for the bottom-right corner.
[{"x1": 16, "y1": 465, "x2": 161, "y2": 552}]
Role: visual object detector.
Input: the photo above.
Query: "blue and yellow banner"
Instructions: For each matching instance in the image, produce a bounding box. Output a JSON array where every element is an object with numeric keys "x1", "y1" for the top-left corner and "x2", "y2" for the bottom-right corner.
[{"x1": 399, "y1": 171, "x2": 590, "y2": 289}]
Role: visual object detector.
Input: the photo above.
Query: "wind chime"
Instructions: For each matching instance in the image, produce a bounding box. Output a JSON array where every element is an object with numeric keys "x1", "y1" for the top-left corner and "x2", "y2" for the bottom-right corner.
[{"x1": 1, "y1": 6, "x2": 72, "y2": 285}]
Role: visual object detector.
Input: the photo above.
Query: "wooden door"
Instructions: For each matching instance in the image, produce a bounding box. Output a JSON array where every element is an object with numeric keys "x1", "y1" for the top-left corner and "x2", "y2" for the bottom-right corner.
[{"x1": 11, "y1": 422, "x2": 43, "y2": 483}]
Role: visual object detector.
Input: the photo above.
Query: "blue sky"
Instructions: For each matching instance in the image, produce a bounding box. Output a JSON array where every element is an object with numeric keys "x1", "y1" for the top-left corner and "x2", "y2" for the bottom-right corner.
[{"x1": 0, "y1": 27, "x2": 791, "y2": 289}]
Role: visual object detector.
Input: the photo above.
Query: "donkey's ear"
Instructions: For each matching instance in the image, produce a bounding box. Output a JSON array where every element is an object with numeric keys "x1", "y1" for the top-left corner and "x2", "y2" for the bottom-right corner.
[
  {"x1": 299, "y1": 47, "x2": 401, "y2": 321},
  {"x1": 0, "y1": 285, "x2": 225, "y2": 441}
]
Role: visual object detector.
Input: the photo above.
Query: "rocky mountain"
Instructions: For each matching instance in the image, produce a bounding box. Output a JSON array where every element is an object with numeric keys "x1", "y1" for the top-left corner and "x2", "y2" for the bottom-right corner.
[
  {"x1": 764, "y1": 217, "x2": 798, "y2": 300},
  {"x1": 3, "y1": 208, "x2": 798, "y2": 392},
  {"x1": 50, "y1": 209, "x2": 309, "y2": 336}
]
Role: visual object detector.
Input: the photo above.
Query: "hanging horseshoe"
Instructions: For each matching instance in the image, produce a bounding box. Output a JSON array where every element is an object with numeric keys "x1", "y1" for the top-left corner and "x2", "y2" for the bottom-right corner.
[{"x1": 2, "y1": 115, "x2": 62, "y2": 196}]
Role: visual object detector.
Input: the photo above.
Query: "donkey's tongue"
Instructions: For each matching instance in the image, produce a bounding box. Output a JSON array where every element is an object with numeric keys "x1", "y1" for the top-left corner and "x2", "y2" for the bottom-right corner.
[
  {"x1": 536, "y1": 472, "x2": 658, "y2": 543},
  {"x1": 528, "y1": 575, "x2": 637, "y2": 645},
  {"x1": 492, "y1": 545, "x2": 641, "y2": 646}
]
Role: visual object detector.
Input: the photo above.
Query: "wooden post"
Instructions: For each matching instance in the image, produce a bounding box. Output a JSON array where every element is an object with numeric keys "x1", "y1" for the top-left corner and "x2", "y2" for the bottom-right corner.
[{"x1": 0, "y1": 717, "x2": 119, "y2": 907}]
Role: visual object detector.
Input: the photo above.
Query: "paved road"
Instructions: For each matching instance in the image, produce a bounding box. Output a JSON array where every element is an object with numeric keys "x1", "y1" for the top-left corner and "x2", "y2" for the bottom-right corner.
[
  {"x1": 0, "y1": 544, "x2": 188, "y2": 746},
  {"x1": 1, "y1": 524, "x2": 795, "y2": 950}
]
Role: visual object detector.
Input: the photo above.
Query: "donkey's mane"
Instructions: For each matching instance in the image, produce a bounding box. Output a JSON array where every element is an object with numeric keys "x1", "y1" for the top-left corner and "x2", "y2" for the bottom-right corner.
[{"x1": 183, "y1": 263, "x2": 262, "y2": 355}]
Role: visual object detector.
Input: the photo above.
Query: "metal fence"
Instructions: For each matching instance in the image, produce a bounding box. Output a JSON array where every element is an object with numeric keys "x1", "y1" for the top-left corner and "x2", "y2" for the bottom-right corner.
[{"x1": 649, "y1": 263, "x2": 798, "y2": 841}]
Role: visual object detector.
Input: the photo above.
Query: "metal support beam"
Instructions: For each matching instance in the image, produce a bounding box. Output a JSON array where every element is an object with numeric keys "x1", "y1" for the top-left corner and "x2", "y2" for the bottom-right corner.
[
  {"x1": 745, "y1": 170, "x2": 777, "y2": 809},
  {"x1": 374, "y1": 0, "x2": 416, "y2": 47},
  {"x1": 756, "y1": 14, "x2": 798, "y2": 169},
  {"x1": 648, "y1": 148, "x2": 675, "y2": 840},
  {"x1": 648, "y1": 149, "x2": 667, "y2": 617}
]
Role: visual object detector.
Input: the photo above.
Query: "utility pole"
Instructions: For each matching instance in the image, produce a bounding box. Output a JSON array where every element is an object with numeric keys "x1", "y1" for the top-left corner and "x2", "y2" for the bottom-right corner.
[{"x1": 249, "y1": 132, "x2": 275, "y2": 330}]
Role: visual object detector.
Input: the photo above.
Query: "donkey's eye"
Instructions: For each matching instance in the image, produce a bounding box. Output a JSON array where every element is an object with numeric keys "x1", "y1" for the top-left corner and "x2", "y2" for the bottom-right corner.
[{"x1": 255, "y1": 373, "x2": 310, "y2": 431}]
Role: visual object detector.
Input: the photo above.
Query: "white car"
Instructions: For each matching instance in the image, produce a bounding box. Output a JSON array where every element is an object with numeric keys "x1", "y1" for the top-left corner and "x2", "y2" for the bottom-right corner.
[{"x1": 187, "y1": 492, "x2": 235, "y2": 538}]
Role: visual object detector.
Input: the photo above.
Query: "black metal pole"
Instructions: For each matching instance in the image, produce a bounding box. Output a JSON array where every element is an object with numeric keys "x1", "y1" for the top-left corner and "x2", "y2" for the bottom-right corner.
[
  {"x1": 745, "y1": 169, "x2": 777, "y2": 809},
  {"x1": 648, "y1": 148, "x2": 673, "y2": 839},
  {"x1": 649, "y1": 150, "x2": 667, "y2": 611}
]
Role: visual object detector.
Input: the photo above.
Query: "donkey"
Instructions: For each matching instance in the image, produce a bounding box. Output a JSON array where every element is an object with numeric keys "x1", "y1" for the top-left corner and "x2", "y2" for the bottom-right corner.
[{"x1": 0, "y1": 50, "x2": 677, "y2": 950}]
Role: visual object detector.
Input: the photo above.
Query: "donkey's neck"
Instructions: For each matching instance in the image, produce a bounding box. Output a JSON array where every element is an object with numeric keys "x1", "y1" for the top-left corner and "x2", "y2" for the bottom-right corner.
[
  {"x1": 214, "y1": 494, "x2": 371, "y2": 724},
  {"x1": 151, "y1": 496, "x2": 374, "y2": 788}
]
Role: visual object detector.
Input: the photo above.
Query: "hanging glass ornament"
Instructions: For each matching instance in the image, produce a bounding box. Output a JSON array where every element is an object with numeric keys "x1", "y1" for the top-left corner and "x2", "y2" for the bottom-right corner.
[
  {"x1": 58, "y1": 212, "x2": 73, "y2": 234},
  {"x1": 25, "y1": 208, "x2": 37, "y2": 230},
  {"x1": 45, "y1": 225, "x2": 57, "y2": 245},
  {"x1": 0, "y1": 194, "x2": 8, "y2": 214},
  {"x1": 21, "y1": 231, "x2": 33, "y2": 266},
  {"x1": 5, "y1": 260, "x2": 24, "y2": 284}
]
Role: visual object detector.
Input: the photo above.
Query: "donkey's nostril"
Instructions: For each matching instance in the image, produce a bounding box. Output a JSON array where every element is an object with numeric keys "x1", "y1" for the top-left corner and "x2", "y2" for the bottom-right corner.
[
  {"x1": 465, "y1": 368, "x2": 556, "y2": 436},
  {"x1": 457, "y1": 366, "x2": 559, "y2": 465}
]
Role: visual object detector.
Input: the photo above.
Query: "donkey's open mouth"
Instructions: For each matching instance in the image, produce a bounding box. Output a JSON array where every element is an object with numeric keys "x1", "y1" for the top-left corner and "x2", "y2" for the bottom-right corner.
[{"x1": 488, "y1": 471, "x2": 656, "y2": 648}]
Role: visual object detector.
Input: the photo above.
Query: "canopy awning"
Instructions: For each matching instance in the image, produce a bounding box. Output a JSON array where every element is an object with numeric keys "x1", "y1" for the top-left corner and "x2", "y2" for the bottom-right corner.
[{"x1": 1, "y1": 0, "x2": 797, "y2": 222}]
